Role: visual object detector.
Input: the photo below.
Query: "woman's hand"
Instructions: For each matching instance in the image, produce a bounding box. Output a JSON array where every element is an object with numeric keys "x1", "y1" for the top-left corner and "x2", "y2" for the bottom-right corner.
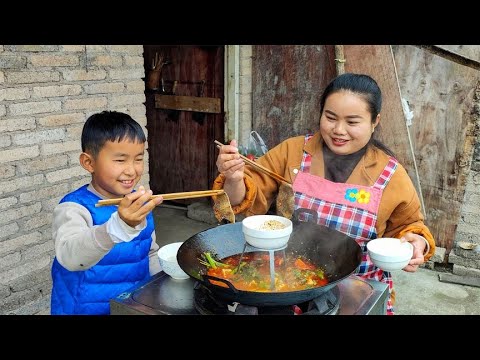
[
  {"x1": 216, "y1": 139, "x2": 247, "y2": 206},
  {"x1": 216, "y1": 139, "x2": 245, "y2": 183},
  {"x1": 118, "y1": 185, "x2": 163, "y2": 228},
  {"x1": 400, "y1": 232, "x2": 427, "y2": 272}
]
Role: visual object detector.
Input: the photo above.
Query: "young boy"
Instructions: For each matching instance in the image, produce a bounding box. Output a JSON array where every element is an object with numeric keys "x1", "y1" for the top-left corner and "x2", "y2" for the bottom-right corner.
[{"x1": 51, "y1": 111, "x2": 163, "y2": 315}]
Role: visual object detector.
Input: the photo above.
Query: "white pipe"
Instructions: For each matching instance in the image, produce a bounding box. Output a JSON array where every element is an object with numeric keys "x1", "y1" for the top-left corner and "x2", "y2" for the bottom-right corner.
[
  {"x1": 224, "y1": 45, "x2": 240, "y2": 142},
  {"x1": 233, "y1": 45, "x2": 240, "y2": 141}
]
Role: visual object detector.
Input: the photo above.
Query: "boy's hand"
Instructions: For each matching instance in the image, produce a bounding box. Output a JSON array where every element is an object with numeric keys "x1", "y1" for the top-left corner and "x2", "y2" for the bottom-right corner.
[{"x1": 118, "y1": 186, "x2": 163, "y2": 228}]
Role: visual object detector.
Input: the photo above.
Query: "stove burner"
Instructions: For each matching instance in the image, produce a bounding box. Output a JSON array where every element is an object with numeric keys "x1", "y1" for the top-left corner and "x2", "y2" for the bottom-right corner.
[
  {"x1": 109, "y1": 272, "x2": 389, "y2": 315},
  {"x1": 193, "y1": 283, "x2": 341, "y2": 315}
]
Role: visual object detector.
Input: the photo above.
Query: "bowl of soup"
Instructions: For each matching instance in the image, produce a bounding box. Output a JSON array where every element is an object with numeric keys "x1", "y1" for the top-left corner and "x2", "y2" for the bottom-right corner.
[{"x1": 242, "y1": 215, "x2": 293, "y2": 250}]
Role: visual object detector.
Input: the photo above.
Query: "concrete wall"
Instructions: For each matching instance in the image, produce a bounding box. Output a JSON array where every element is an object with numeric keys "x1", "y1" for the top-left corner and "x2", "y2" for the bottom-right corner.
[
  {"x1": 444, "y1": 46, "x2": 480, "y2": 276},
  {"x1": 451, "y1": 84, "x2": 480, "y2": 276},
  {"x1": 0, "y1": 45, "x2": 148, "y2": 314},
  {"x1": 455, "y1": 84, "x2": 480, "y2": 247},
  {"x1": 238, "y1": 45, "x2": 253, "y2": 146}
]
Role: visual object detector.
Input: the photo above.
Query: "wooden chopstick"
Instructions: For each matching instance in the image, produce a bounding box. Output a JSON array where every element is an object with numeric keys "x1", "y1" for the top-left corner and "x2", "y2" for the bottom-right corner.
[
  {"x1": 95, "y1": 189, "x2": 225, "y2": 207},
  {"x1": 214, "y1": 140, "x2": 291, "y2": 185}
]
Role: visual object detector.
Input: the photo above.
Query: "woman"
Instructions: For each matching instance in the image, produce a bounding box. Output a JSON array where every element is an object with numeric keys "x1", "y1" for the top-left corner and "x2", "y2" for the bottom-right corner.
[{"x1": 213, "y1": 73, "x2": 435, "y2": 314}]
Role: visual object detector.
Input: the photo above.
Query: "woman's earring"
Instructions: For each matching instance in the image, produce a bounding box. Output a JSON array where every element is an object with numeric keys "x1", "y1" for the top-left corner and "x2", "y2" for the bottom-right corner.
[{"x1": 372, "y1": 127, "x2": 375, "y2": 133}]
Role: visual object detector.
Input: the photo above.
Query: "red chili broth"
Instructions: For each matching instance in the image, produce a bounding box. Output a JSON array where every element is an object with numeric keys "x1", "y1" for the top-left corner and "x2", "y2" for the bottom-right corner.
[{"x1": 205, "y1": 252, "x2": 328, "y2": 292}]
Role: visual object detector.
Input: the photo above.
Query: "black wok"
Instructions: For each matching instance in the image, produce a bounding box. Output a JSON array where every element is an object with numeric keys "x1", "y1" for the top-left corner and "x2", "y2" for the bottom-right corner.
[{"x1": 177, "y1": 210, "x2": 362, "y2": 307}]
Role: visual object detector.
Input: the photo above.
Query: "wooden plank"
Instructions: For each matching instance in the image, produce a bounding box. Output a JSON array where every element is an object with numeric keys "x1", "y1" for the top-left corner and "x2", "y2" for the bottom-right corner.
[
  {"x1": 155, "y1": 94, "x2": 221, "y2": 113},
  {"x1": 438, "y1": 273, "x2": 480, "y2": 288},
  {"x1": 343, "y1": 45, "x2": 416, "y2": 183},
  {"x1": 391, "y1": 45, "x2": 479, "y2": 254},
  {"x1": 252, "y1": 45, "x2": 337, "y2": 148},
  {"x1": 414, "y1": 45, "x2": 480, "y2": 71}
]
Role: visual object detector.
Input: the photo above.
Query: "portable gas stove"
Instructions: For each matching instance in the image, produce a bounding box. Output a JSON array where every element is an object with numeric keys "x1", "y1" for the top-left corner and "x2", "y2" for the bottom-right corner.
[{"x1": 110, "y1": 272, "x2": 389, "y2": 315}]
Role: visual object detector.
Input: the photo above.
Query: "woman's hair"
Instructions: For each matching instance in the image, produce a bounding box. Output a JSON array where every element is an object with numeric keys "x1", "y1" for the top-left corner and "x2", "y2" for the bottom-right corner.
[
  {"x1": 81, "y1": 111, "x2": 146, "y2": 158},
  {"x1": 319, "y1": 73, "x2": 395, "y2": 157}
]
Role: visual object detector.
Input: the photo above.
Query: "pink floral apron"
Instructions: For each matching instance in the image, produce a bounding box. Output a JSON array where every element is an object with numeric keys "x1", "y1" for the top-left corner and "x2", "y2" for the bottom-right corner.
[{"x1": 293, "y1": 135, "x2": 398, "y2": 315}]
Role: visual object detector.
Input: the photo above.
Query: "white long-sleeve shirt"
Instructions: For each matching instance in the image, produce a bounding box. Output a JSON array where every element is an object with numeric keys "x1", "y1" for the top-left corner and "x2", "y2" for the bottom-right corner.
[{"x1": 52, "y1": 184, "x2": 161, "y2": 275}]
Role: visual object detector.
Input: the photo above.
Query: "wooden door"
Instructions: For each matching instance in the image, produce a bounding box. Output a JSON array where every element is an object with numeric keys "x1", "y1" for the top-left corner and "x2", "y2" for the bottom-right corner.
[
  {"x1": 144, "y1": 46, "x2": 224, "y2": 202},
  {"x1": 252, "y1": 45, "x2": 337, "y2": 148}
]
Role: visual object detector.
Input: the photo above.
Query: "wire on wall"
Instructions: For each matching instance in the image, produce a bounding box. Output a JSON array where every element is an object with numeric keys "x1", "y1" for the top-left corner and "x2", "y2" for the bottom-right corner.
[{"x1": 389, "y1": 45, "x2": 427, "y2": 220}]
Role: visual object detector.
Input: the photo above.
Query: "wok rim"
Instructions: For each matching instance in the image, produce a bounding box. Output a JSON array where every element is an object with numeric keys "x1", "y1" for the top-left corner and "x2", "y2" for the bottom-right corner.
[{"x1": 177, "y1": 222, "x2": 362, "y2": 306}]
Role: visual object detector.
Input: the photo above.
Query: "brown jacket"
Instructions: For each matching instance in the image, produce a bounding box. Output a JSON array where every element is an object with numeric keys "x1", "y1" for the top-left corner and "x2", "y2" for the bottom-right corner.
[{"x1": 213, "y1": 132, "x2": 435, "y2": 261}]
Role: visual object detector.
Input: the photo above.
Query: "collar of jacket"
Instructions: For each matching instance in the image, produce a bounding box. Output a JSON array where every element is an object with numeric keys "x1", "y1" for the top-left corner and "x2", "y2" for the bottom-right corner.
[{"x1": 304, "y1": 131, "x2": 381, "y2": 181}]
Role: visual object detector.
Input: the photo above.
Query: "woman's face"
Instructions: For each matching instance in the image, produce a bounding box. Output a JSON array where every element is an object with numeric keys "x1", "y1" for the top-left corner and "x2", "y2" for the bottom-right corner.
[{"x1": 320, "y1": 90, "x2": 379, "y2": 156}]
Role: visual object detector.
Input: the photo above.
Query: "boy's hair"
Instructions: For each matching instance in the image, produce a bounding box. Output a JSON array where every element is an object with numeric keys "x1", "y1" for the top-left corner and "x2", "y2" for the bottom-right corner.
[{"x1": 81, "y1": 111, "x2": 147, "y2": 158}]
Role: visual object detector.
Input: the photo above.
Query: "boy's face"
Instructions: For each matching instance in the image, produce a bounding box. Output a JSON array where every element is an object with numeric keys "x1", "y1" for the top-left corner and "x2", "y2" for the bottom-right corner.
[{"x1": 82, "y1": 140, "x2": 145, "y2": 199}]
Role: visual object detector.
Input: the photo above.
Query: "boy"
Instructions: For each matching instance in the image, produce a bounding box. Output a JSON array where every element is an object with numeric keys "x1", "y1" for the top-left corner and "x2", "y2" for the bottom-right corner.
[{"x1": 51, "y1": 111, "x2": 163, "y2": 315}]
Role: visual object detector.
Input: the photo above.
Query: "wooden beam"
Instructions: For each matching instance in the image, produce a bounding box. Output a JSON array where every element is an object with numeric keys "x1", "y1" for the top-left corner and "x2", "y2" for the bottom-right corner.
[
  {"x1": 155, "y1": 94, "x2": 221, "y2": 113},
  {"x1": 438, "y1": 273, "x2": 480, "y2": 288},
  {"x1": 414, "y1": 45, "x2": 480, "y2": 71},
  {"x1": 334, "y1": 45, "x2": 346, "y2": 75}
]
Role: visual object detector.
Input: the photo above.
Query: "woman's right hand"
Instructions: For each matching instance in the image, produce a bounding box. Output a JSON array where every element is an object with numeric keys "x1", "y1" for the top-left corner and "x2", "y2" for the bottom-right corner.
[{"x1": 216, "y1": 139, "x2": 245, "y2": 182}]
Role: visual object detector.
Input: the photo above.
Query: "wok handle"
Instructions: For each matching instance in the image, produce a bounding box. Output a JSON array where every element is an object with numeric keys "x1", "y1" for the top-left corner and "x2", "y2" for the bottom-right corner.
[
  {"x1": 202, "y1": 274, "x2": 239, "y2": 293},
  {"x1": 293, "y1": 208, "x2": 318, "y2": 224}
]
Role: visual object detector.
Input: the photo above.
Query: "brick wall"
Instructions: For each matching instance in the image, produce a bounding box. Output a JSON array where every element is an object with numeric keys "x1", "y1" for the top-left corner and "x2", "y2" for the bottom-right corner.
[{"x1": 0, "y1": 45, "x2": 148, "y2": 314}]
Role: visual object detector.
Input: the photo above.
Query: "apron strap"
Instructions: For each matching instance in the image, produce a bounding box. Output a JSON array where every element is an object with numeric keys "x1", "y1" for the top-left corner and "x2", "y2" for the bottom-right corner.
[
  {"x1": 372, "y1": 157, "x2": 398, "y2": 190},
  {"x1": 300, "y1": 134, "x2": 314, "y2": 172}
]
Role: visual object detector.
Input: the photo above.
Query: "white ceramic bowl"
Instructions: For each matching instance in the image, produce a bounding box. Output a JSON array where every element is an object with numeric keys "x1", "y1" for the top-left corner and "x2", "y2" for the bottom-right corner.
[
  {"x1": 157, "y1": 242, "x2": 190, "y2": 280},
  {"x1": 242, "y1": 215, "x2": 293, "y2": 250},
  {"x1": 367, "y1": 237, "x2": 413, "y2": 271}
]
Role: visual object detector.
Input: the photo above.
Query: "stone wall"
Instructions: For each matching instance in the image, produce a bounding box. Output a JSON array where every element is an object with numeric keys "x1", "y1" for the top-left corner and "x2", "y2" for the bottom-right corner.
[
  {"x1": 0, "y1": 45, "x2": 148, "y2": 314},
  {"x1": 450, "y1": 83, "x2": 480, "y2": 276}
]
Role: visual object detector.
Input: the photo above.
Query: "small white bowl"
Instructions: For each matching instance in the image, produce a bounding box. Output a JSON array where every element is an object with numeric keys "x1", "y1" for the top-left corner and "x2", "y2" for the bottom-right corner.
[
  {"x1": 157, "y1": 242, "x2": 190, "y2": 280},
  {"x1": 242, "y1": 215, "x2": 293, "y2": 250},
  {"x1": 367, "y1": 237, "x2": 413, "y2": 272}
]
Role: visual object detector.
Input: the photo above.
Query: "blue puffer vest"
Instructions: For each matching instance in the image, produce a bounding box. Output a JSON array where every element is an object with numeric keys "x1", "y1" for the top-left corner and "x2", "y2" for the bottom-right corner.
[{"x1": 51, "y1": 185, "x2": 154, "y2": 315}]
